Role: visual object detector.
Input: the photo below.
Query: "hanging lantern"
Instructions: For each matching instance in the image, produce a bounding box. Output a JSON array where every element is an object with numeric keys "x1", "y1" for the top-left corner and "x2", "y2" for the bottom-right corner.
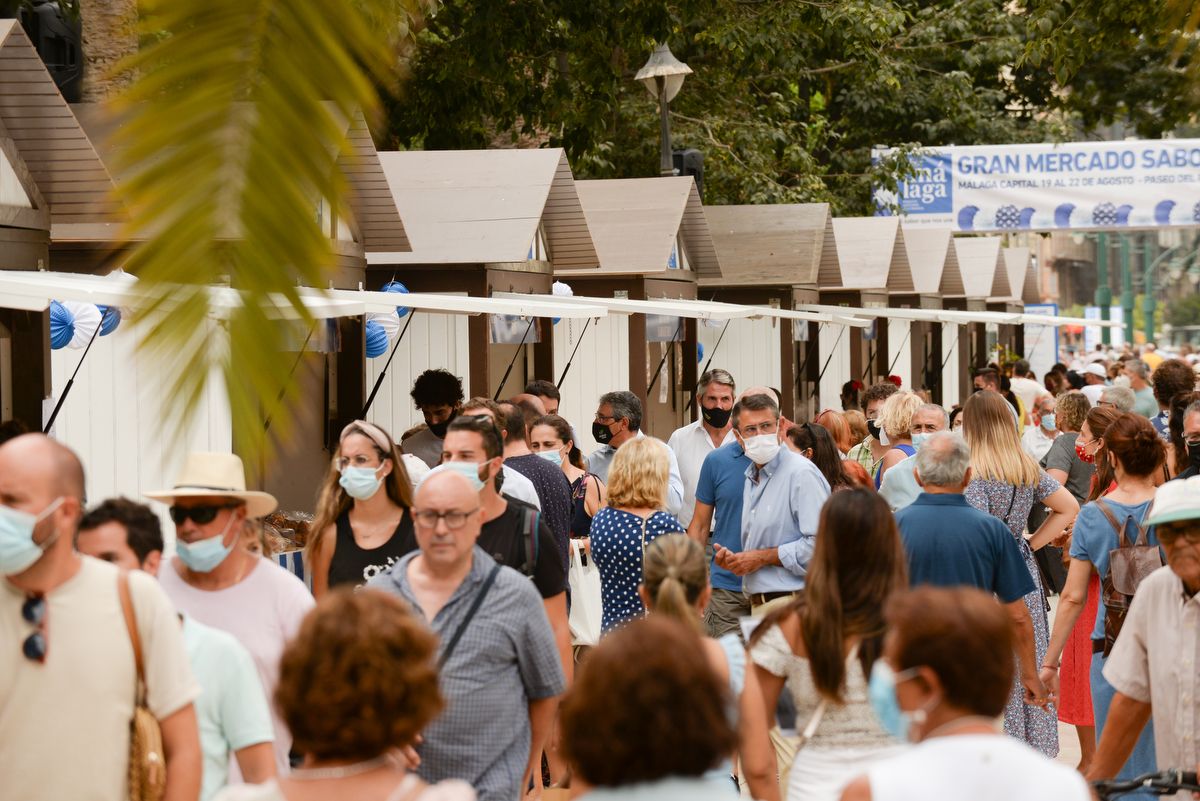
[
  {"x1": 97, "y1": 305, "x2": 121, "y2": 336},
  {"x1": 697, "y1": 342, "x2": 704, "y2": 364},
  {"x1": 367, "y1": 310, "x2": 401, "y2": 339},
  {"x1": 364, "y1": 319, "x2": 389, "y2": 358},
  {"x1": 551, "y1": 280, "x2": 573, "y2": 326},
  {"x1": 380, "y1": 280, "x2": 411, "y2": 318}
]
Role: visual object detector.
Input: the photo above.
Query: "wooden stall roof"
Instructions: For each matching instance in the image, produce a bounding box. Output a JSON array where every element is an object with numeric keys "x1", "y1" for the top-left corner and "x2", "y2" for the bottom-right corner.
[
  {"x1": 1022, "y1": 260, "x2": 1040, "y2": 305},
  {"x1": 817, "y1": 215, "x2": 913, "y2": 291},
  {"x1": 938, "y1": 232, "x2": 965, "y2": 296},
  {"x1": 1000, "y1": 246, "x2": 1030, "y2": 302},
  {"x1": 952, "y1": 236, "x2": 1009, "y2": 299},
  {"x1": 0, "y1": 21, "x2": 123, "y2": 227},
  {"x1": 899, "y1": 227, "x2": 950, "y2": 295},
  {"x1": 370, "y1": 148, "x2": 597, "y2": 269},
  {"x1": 700, "y1": 203, "x2": 828, "y2": 287},
  {"x1": 556, "y1": 176, "x2": 718, "y2": 278}
]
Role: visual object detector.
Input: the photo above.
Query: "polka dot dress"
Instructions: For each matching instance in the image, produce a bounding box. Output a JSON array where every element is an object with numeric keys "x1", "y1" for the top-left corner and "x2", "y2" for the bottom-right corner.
[{"x1": 589, "y1": 507, "x2": 685, "y2": 634}]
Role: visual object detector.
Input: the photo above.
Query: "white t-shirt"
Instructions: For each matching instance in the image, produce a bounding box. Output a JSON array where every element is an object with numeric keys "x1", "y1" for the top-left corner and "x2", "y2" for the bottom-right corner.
[
  {"x1": 867, "y1": 733, "x2": 1090, "y2": 801},
  {"x1": 666, "y1": 419, "x2": 735, "y2": 527},
  {"x1": 0, "y1": 556, "x2": 198, "y2": 801},
  {"x1": 1082, "y1": 383, "x2": 1106, "y2": 405},
  {"x1": 184, "y1": 617, "x2": 275, "y2": 801},
  {"x1": 1010, "y1": 377, "x2": 1049, "y2": 422},
  {"x1": 160, "y1": 557, "x2": 314, "y2": 774}
]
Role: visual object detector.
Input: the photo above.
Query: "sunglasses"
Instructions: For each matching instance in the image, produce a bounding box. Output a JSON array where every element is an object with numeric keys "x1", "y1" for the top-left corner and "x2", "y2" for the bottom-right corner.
[
  {"x1": 1157, "y1": 528, "x2": 1200, "y2": 546},
  {"x1": 169, "y1": 504, "x2": 238, "y2": 525},
  {"x1": 22, "y1": 594, "x2": 47, "y2": 663}
]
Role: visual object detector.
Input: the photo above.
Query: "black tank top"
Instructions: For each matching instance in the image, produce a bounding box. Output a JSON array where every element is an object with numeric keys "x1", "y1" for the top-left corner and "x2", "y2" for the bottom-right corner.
[{"x1": 326, "y1": 509, "x2": 415, "y2": 589}]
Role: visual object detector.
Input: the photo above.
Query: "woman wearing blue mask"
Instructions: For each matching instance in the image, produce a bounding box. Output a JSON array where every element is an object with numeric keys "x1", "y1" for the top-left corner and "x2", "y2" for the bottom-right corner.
[
  {"x1": 529, "y1": 414, "x2": 606, "y2": 539},
  {"x1": 838, "y1": 586, "x2": 1089, "y2": 801},
  {"x1": 309, "y1": 420, "x2": 414, "y2": 597}
]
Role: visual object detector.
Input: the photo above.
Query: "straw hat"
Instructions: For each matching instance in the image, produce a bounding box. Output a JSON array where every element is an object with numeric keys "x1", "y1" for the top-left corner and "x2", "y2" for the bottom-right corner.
[{"x1": 145, "y1": 452, "x2": 278, "y2": 518}]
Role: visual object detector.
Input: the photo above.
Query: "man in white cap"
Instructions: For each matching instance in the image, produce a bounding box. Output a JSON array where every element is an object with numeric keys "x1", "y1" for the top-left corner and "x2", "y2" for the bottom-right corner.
[
  {"x1": 149, "y1": 452, "x2": 314, "y2": 774},
  {"x1": 1081, "y1": 363, "x2": 1109, "y2": 406},
  {"x1": 1085, "y1": 476, "x2": 1200, "y2": 787}
]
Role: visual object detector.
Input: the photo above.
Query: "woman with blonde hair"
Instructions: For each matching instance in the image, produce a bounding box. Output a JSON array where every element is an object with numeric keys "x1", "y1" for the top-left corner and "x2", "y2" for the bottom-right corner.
[
  {"x1": 874, "y1": 391, "x2": 923, "y2": 488},
  {"x1": 588, "y1": 437, "x2": 685, "y2": 633},
  {"x1": 640, "y1": 535, "x2": 778, "y2": 801},
  {"x1": 308, "y1": 420, "x2": 413, "y2": 598},
  {"x1": 960, "y1": 391, "x2": 1079, "y2": 757}
]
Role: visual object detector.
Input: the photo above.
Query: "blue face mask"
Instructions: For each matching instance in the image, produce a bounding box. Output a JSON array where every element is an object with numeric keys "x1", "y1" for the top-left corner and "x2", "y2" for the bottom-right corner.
[
  {"x1": 535, "y1": 448, "x2": 564, "y2": 467},
  {"x1": 176, "y1": 514, "x2": 237, "y2": 573},
  {"x1": 911, "y1": 432, "x2": 932, "y2": 449},
  {"x1": 1040, "y1": 413, "x2": 1057, "y2": 432},
  {"x1": 441, "y1": 460, "x2": 487, "y2": 492},
  {"x1": 868, "y1": 661, "x2": 925, "y2": 742},
  {"x1": 339, "y1": 465, "x2": 384, "y2": 501},
  {"x1": 0, "y1": 498, "x2": 64, "y2": 576}
]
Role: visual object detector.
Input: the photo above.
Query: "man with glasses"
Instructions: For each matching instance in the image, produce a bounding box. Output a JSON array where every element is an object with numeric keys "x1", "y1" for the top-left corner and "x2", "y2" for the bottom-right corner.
[
  {"x1": 0, "y1": 434, "x2": 201, "y2": 801},
  {"x1": 586, "y1": 390, "x2": 684, "y2": 515},
  {"x1": 1175, "y1": 400, "x2": 1200, "y2": 481},
  {"x1": 1086, "y1": 476, "x2": 1200, "y2": 788},
  {"x1": 713, "y1": 393, "x2": 830, "y2": 615},
  {"x1": 150, "y1": 452, "x2": 313, "y2": 774},
  {"x1": 371, "y1": 470, "x2": 565, "y2": 801}
]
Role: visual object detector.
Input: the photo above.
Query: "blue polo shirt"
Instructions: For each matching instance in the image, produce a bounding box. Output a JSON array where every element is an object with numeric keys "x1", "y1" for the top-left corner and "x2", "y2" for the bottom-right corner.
[
  {"x1": 895, "y1": 493, "x2": 1035, "y2": 603},
  {"x1": 694, "y1": 441, "x2": 751, "y2": 592}
]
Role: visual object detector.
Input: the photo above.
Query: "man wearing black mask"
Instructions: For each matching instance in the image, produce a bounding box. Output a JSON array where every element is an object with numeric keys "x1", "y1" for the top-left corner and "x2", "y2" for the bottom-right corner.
[
  {"x1": 846, "y1": 381, "x2": 899, "y2": 485},
  {"x1": 586, "y1": 390, "x2": 684, "y2": 516},
  {"x1": 1176, "y1": 399, "x2": 1200, "y2": 480},
  {"x1": 667, "y1": 369, "x2": 737, "y2": 527},
  {"x1": 400, "y1": 368, "x2": 464, "y2": 468}
]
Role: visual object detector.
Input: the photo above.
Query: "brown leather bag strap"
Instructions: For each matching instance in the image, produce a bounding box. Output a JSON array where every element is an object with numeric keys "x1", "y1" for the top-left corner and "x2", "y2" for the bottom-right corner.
[
  {"x1": 1093, "y1": 499, "x2": 1129, "y2": 548},
  {"x1": 117, "y1": 571, "x2": 146, "y2": 688}
]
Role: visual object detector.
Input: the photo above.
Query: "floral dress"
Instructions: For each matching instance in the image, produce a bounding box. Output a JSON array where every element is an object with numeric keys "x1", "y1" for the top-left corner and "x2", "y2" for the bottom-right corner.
[
  {"x1": 965, "y1": 472, "x2": 1061, "y2": 758},
  {"x1": 589, "y1": 508, "x2": 684, "y2": 633}
]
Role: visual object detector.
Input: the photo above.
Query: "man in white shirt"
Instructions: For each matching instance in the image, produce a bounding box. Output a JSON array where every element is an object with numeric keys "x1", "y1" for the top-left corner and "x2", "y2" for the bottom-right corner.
[
  {"x1": 1010, "y1": 359, "x2": 1050, "y2": 426},
  {"x1": 667, "y1": 369, "x2": 737, "y2": 527},
  {"x1": 0, "y1": 434, "x2": 201, "y2": 801},
  {"x1": 1081, "y1": 363, "x2": 1109, "y2": 405},
  {"x1": 1020, "y1": 395, "x2": 1059, "y2": 463},
  {"x1": 1086, "y1": 476, "x2": 1200, "y2": 786}
]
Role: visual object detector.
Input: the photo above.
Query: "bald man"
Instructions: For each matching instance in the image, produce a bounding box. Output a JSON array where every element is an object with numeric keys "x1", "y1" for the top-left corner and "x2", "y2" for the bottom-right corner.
[
  {"x1": 371, "y1": 471, "x2": 565, "y2": 801},
  {"x1": 0, "y1": 434, "x2": 201, "y2": 801}
]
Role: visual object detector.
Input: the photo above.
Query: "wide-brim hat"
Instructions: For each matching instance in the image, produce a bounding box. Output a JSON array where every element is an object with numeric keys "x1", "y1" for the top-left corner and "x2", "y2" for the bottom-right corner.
[
  {"x1": 145, "y1": 452, "x2": 278, "y2": 518},
  {"x1": 1147, "y1": 476, "x2": 1200, "y2": 527}
]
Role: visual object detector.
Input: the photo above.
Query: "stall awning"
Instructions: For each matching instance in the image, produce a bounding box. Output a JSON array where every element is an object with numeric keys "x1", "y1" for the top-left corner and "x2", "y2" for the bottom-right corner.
[
  {"x1": 497, "y1": 292, "x2": 872, "y2": 327},
  {"x1": 800, "y1": 301, "x2": 1122, "y2": 328},
  {"x1": 298, "y1": 287, "x2": 608, "y2": 319}
]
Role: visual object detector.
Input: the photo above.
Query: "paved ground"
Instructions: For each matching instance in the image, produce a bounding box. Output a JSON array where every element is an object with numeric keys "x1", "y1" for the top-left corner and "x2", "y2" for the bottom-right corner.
[{"x1": 1049, "y1": 596, "x2": 1086, "y2": 769}]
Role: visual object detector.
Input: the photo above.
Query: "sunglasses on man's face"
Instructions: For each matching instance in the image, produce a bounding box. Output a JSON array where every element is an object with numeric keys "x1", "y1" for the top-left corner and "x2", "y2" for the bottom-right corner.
[
  {"x1": 21, "y1": 594, "x2": 47, "y2": 663},
  {"x1": 169, "y1": 504, "x2": 237, "y2": 526}
]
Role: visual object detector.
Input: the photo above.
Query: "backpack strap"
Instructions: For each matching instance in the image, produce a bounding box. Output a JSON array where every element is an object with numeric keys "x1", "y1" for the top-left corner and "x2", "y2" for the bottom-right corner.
[
  {"x1": 1093, "y1": 498, "x2": 1130, "y2": 548},
  {"x1": 519, "y1": 505, "x2": 540, "y2": 577},
  {"x1": 1130, "y1": 500, "x2": 1155, "y2": 547},
  {"x1": 117, "y1": 571, "x2": 147, "y2": 703}
]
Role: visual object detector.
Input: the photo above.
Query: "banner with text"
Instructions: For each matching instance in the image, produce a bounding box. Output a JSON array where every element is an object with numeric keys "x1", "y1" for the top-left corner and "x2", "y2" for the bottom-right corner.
[{"x1": 873, "y1": 140, "x2": 1200, "y2": 232}]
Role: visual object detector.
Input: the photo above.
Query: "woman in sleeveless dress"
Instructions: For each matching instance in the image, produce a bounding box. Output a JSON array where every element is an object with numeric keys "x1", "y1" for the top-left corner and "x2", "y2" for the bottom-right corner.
[
  {"x1": 960, "y1": 391, "x2": 1079, "y2": 758},
  {"x1": 529, "y1": 414, "x2": 605, "y2": 538},
  {"x1": 639, "y1": 534, "x2": 777, "y2": 801},
  {"x1": 874, "y1": 392, "x2": 922, "y2": 489},
  {"x1": 749, "y1": 488, "x2": 910, "y2": 801},
  {"x1": 309, "y1": 420, "x2": 414, "y2": 597},
  {"x1": 214, "y1": 590, "x2": 473, "y2": 801}
]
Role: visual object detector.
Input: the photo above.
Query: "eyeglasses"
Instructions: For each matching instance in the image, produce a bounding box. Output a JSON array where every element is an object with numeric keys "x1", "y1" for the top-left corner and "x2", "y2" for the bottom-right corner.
[
  {"x1": 169, "y1": 504, "x2": 238, "y2": 525},
  {"x1": 1157, "y1": 527, "x2": 1200, "y2": 546},
  {"x1": 21, "y1": 594, "x2": 47, "y2": 663},
  {"x1": 335, "y1": 454, "x2": 385, "y2": 471},
  {"x1": 594, "y1": 414, "x2": 616, "y2": 423},
  {"x1": 411, "y1": 507, "x2": 480, "y2": 530},
  {"x1": 739, "y1": 421, "x2": 778, "y2": 437}
]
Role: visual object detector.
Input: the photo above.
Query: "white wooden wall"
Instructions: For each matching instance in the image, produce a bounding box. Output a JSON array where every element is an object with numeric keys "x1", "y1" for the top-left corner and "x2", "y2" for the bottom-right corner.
[
  {"x1": 886, "y1": 318, "x2": 913, "y2": 390},
  {"x1": 364, "y1": 311, "x2": 470, "y2": 442},
  {"x1": 941, "y1": 322, "x2": 962, "y2": 408},
  {"x1": 698, "y1": 317, "x2": 782, "y2": 396},
  {"x1": 49, "y1": 326, "x2": 233, "y2": 548},
  {"x1": 553, "y1": 313, "x2": 629, "y2": 454},
  {"x1": 818, "y1": 322, "x2": 852, "y2": 411}
]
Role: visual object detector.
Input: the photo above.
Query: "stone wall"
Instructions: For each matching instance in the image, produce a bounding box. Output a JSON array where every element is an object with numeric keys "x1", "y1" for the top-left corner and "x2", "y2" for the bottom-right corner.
[{"x1": 78, "y1": 0, "x2": 136, "y2": 102}]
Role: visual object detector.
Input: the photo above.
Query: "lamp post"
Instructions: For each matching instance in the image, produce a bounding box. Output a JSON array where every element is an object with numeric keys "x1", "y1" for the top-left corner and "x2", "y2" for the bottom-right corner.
[{"x1": 634, "y1": 43, "x2": 692, "y2": 176}]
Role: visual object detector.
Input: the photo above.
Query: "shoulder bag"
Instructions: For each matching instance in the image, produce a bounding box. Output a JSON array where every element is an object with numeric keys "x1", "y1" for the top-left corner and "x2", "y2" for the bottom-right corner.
[{"x1": 117, "y1": 572, "x2": 166, "y2": 801}]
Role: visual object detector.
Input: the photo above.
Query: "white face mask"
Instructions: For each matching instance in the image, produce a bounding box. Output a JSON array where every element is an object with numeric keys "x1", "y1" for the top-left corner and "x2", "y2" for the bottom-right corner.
[{"x1": 742, "y1": 434, "x2": 781, "y2": 465}]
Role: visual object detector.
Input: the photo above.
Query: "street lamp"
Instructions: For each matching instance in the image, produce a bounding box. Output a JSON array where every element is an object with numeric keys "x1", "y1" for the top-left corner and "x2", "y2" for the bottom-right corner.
[{"x1": 634, "y1": 43, "x2": 692, "y2": 176}]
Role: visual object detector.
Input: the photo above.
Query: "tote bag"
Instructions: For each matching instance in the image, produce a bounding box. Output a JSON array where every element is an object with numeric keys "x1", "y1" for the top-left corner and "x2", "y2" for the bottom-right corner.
[{"x1": 568, "y1": 539, "x2": 602, "y2": 646}]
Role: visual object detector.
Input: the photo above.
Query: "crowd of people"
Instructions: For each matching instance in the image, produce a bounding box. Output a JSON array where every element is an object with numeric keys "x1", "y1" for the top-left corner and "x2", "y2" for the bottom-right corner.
[{"x1": 2, "y1": 346, "x2": 1199, "y2": 801}]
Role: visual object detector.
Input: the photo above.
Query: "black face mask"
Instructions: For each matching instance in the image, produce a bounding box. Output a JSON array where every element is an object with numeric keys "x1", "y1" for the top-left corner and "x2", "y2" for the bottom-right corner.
[
  {"x1": 592, "y1": 420, "x2": 615, "y2": 445},
  {"x1": 428, "y1": 410, "x2": 457, "y2": 439},
  {"x1": 866, "y1": 419, "x2": 882, "y2": 441},
  {"x1": 701, "y1": 405, "x2": 732, "y2": 429},
  {"x1": 1188, "y1": 441, "x2": 1200, "y2": 469}
]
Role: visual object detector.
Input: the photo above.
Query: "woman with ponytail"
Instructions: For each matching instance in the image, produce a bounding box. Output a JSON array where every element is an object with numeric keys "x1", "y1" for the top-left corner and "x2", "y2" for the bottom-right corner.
[
  {"x1": 748, "y1": 489, "x2": 909, "y2": 801},
  {"x1": 639, "y1": 535, "x2": 778, "y2": 801}
]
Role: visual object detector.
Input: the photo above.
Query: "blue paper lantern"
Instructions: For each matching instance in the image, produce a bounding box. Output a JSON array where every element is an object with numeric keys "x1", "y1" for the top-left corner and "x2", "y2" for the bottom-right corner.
[
  {"x1": 364, "y1": 319, "x2": 389, "y2": 358},
  {"x1": 697, "y1": 343, "x2": 704, "y2": 364},
  {"x1": 49, "y1": 300, "x2": 74, "y2": 350},
  {"x1": 97, "y1": 305, "x2": 121, "y2": 336},
  {"x1": 380, "y1": 280, "x2": 411, "y2": 318}
]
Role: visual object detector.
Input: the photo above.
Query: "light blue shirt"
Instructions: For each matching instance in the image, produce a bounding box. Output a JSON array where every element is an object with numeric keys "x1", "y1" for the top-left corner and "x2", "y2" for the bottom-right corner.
[
  {"x1": 587, "y1": 431, "x2": 685, "y2": 516},
  {"x1": 183, "y1": 617, "x2": 275, "y2": 801},
  {"x1": 879, "y1": 454, "x2": 921, "y2": 511},
  {"x1": 740, "y1": 448, "x2": 829, "y2": 593}
]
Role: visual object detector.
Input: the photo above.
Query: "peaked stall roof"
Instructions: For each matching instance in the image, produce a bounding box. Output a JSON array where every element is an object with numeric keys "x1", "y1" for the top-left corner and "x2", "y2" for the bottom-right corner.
[
  {"x1": 1000, "y1": 246, "x2": 1030, "y2": 302},
  {"x1": 1022, "y1": 258, "x2": 1040, "y2": 305},
  {"x1": 369, "y1": 148, "x2": 597, "y2": 269},
  {"x1": 817, "y1": 215, "x2": 913, "y2": 291},
  {"x1": 951, "y1": 236, "x2": 1009, "y2": 299},
  {"x1": 558, "y1": 176, "x2": 720, "y2": 278},
  {"x1": 0, "y1": 21, "x2": 123, "y2": 226},
  {"x1": 899, "y1": 227, "x2": 951, "y2": 295},
  {"x1": 700, "y1": 203, "x2": 828, "y2": 287}
]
